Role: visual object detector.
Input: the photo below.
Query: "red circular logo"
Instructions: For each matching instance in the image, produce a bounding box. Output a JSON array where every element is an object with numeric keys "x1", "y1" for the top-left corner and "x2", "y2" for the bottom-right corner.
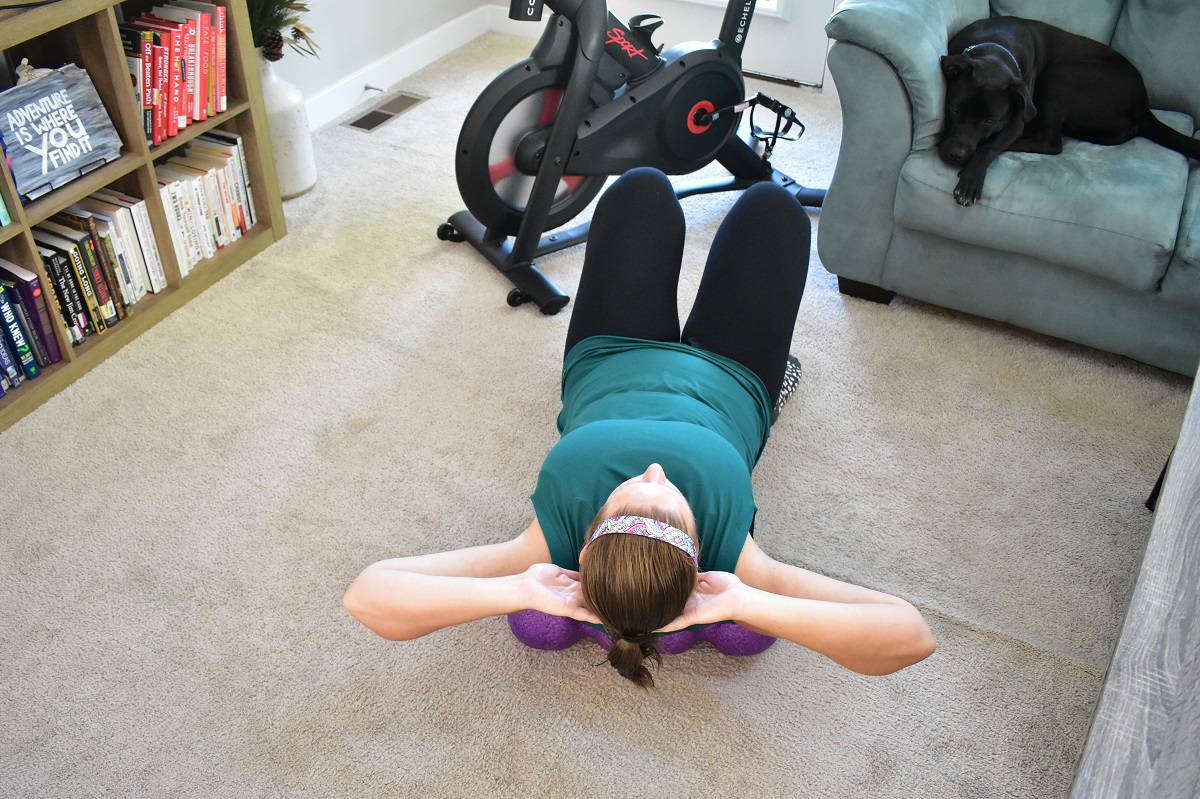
[{"x1": 687, "y1": 100, "x2": 715, "y2": 135}]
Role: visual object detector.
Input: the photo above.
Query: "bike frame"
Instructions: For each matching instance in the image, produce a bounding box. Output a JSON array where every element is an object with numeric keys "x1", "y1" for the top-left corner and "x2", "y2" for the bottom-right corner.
[{"x1": 449, "y1": 0, "x2": 814, "y2": 314}]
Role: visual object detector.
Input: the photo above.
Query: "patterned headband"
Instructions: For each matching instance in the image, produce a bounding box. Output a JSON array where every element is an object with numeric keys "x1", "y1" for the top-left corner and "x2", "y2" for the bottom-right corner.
[{"x1": 583, "y1": 515, "x2": 699, "y2": 566}]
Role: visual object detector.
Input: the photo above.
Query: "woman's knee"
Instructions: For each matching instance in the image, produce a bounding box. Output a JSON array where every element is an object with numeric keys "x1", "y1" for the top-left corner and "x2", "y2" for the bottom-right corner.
[{"x1": 600, "y1": 167, "x2": 676, "y2": 208}]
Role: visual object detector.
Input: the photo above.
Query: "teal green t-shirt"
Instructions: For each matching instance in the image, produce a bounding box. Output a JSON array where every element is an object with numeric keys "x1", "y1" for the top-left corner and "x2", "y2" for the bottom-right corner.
[{"x1": 531, "y1": 335, "x2": 772, "y2": 574}]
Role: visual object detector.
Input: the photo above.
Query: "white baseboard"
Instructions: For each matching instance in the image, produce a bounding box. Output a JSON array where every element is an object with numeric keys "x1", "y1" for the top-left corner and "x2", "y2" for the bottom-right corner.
[{"x1": 306, "y1": 5, "x2": 517, "y2": 130}]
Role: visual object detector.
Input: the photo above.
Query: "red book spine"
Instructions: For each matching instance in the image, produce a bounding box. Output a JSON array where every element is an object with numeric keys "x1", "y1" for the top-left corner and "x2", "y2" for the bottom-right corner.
[
  {"x1": 183, "y1": 20, "x2": 198, "y2": 123},
  {"x1": 165, "y1": 29, "x2": 179, "y2": 137},
  {"x1": 152, "y1": 44, "x2": 167, "y2": 145},
  {"x1": 215, "y1": 6, "x2": 227, "y2": 112},
  {"x1": 196, "y1": 14, "x2": 210, "y2": 121}
]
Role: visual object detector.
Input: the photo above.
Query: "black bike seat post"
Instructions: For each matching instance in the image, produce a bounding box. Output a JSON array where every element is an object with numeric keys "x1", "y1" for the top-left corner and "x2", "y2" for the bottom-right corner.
[
  {"x1": 509, "y1": 0, "x2": 545, "y2": 21},
  {"x1": 718, "y1": 0, "x2": 757, "y2": 61}
]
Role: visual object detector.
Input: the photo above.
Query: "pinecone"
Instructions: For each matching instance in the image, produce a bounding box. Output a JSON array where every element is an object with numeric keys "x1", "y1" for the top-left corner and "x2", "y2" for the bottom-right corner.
[{"x1": 262, "y1": 28, "x2": 284, "y2": 62}]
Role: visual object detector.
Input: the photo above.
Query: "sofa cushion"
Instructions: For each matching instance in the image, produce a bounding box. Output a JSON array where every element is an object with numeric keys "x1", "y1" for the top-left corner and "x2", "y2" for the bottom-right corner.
[
  {"x1": 894, "y1": 110, "x2": 1193, "y2": 293},
  {"x1": 989, "y1": 0, "x2": 1124, "y2": 43},
  {"x1": 1112, "y1": 0, "x2": 1200, "y2": 124},
  {"x1": 1161, "y1": 160, "x2": 1200, "y2": 308}
]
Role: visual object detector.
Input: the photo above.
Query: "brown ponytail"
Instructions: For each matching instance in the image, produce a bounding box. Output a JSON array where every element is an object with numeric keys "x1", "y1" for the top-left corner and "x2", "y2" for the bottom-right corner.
[{"x1": 578, "y1": 504, "x2": 698, "y2": 689}]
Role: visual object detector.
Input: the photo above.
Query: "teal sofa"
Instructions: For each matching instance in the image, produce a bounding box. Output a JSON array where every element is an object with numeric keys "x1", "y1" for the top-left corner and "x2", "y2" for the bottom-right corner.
[{"x1": 819, "y1": 0, "x2": 1200, "y2": 376}]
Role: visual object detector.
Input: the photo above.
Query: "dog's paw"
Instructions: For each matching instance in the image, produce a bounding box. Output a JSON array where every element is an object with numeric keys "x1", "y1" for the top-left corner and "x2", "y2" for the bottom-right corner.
[{"x1": 953, "y1": 170, "x2": 985, "y2": 206}]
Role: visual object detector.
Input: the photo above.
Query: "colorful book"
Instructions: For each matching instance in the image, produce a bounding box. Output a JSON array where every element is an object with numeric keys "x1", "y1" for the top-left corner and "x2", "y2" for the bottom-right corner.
[
  {"x1": 38, "y1": 246, "x2": 86, "y2": 343},
  {"x1": 0, "y1": 258, "x2": 63, "y2": 364},
  {"x1": 0, "y1": 324, "x2": 21, "y2": 386},
  {"x1": 5, "y1": 284, "x2": 50, "y2": 367},
  {"x1": 77, "y1": 196, "x2": 153, "y2": 296},
  {"x1": 0, "y1": 284, "x2": 40, "y2": 379},
  {"x1": 37, "y1": 220, "x2": 119, "y2": 327},
  {"x1": 119, "y1": 26, "x2": 155, "y2": 142},
  {"x1": 90, "y1": 189, "x2": 167, "y2": 293},
  {"x1": 51, "y1": 209, "x2": 128, "y2": 320},
  {"x1": 32, "y1": 229, "x2": 104, "y2": 335}
]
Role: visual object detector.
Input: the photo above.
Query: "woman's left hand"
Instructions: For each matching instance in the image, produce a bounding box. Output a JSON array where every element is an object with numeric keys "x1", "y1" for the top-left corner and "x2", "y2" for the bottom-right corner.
[
  {"x1": 654, "y1": 571, "x2": 747, "y2": 633},
  {"x1": 514, "y1": 564, "x2": 603, "y2": 624}
]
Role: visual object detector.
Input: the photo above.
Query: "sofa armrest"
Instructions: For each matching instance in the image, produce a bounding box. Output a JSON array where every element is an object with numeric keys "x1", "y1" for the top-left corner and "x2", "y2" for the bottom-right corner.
[{"x1": 825, "y1": 0, "x2": 989, "y2": 150}]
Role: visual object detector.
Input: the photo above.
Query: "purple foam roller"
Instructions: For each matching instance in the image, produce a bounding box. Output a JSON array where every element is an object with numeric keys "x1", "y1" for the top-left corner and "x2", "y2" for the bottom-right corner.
[{"x1": 507, "y1": 610, "x2": 775, "y2": 656}]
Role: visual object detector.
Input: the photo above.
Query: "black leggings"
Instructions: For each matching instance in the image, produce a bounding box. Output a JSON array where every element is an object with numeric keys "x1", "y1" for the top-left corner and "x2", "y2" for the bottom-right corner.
[{"x1": 564, "y1": 167, "x2": 811, "y2": 406}]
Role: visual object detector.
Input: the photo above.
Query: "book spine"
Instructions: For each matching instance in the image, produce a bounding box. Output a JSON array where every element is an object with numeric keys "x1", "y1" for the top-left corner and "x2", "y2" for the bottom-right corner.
[
  {"x1": 159, "y1": 183, "x2": 190, "y2": 277},
  {"x1": 37, "y1": 255, "x2": 77, "y2": 349},
  {"x1": 98, "y1": 228, "x2": 135, "y2": 308},
  {"x1": 165, "y1": 29, "x2": 180, "y2": 137},
  {"x1": 12, "y1": 271, "x2": 63, "y2": 363},
  {"x1": 78, "y1": 235, "x2": 119, "y2": 326},
  {"x1": 77, "y1": 215, "x2": 127, "y2": 320},
  {"x1": 7, "y1": 289, "x2": 50, "y2": 368},
  {"x1": 140, "y1": 36, "x2": 155, "y2": 140},
  {"x1": 110, "y1": 208, "x2": 153, "y2": 296},
  {"x1": 0, "y1": 286, "x2": 40, "y2": 379},
  {"x1": 0, "y1": 320, "x2": 20, "y2": 383},
  {"x1": 65, "y1": 243, "x2": 104, "y2": 335},
  {"x1": 129, "y1": 201, "x2": 168, "y2": 291},
  {"x1": 0, "y1": 194, "x2": 10, "y2": 227},
  {"x1": 183, "y1": 20, "x2": 197, "y2": 124},
  {"x1": 152, "y1": 44, "x2": 167, "y2": 146},
  {"x1": 175, "y1": 179, "x2": 204, "y2": 262},
  {"x1": 215, "y1": 6, "x2": 227, "y2": 112},
  {"x1": 43, "y1": 251, "x2": 86, "y2": 342},
  {"x1": 197, "y1": 16, "x2": 210, "y2": 121}
]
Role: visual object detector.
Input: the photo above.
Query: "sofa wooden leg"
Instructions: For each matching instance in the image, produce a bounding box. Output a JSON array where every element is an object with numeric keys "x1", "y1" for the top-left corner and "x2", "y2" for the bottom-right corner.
[{"x1": 838, "y1": 276, "x2": 895, "y2": 304}]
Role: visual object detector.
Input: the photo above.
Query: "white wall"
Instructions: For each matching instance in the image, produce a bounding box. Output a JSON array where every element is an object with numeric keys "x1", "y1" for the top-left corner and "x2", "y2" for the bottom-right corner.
[
  {"x1": 491, "y1": 0, "x2": 837, "y2": 86},
  {"x1": 279, "y1": 1, "x2": 838, "y2": 129},
  {"x1": 274, "y1": 0, "x2": 492, "y2": 128}
]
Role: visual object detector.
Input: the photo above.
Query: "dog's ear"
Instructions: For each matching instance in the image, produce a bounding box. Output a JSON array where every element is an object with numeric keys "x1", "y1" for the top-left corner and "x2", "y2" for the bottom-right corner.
[
  {"x1": 940, "y1": 54, "x2": 972, "y2": 78},
  {"x1": 1010, "y1": 78, "x2": 1037, "y2": 122}
]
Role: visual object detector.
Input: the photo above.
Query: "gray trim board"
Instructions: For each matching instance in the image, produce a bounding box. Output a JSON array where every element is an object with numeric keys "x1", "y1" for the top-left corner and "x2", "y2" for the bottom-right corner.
[{"x1": 1072, "y1": 370, "x2": 1200, "y2": 797}]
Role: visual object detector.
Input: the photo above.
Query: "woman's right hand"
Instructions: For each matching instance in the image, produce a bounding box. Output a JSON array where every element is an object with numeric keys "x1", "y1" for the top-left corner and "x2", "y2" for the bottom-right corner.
[
  {"x1": 654, "y1": 571, "x2": 747, "y2": 633},
  {"x1": 515, "y1": 564, "x2": 603, "y2": 624}
]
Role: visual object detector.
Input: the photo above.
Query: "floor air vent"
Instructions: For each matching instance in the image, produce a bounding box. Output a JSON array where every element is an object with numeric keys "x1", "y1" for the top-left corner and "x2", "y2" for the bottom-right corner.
[{"x1": 344, "y1": 91, "x2": 427, "y2": 131}]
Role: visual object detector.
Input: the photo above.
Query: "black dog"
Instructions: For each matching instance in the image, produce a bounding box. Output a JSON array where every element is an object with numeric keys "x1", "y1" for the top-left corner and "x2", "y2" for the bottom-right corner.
[{"x1": 938, "y1": 16, "x2": 1200, "y2": 206}]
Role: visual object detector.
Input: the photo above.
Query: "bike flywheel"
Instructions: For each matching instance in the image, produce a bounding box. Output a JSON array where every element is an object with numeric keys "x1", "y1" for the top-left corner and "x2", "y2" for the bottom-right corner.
[{"x1": 455, "y1": 61, "x2": 606, "y2": 236}]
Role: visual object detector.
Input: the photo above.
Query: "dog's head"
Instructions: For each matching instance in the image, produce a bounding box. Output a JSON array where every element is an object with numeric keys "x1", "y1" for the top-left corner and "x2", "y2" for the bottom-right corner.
[{"x1": 937, "y1": 51, "x2": 1036, "y2": 167}]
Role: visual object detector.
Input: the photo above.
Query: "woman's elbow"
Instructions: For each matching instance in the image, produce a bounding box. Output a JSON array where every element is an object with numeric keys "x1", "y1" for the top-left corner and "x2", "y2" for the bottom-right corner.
[
  {"x1": 857, "y1": 615, "x2": 937, "y2": 676},
  {"x1": 342, "y1": 575, "x2": 412, "y2": 641}
]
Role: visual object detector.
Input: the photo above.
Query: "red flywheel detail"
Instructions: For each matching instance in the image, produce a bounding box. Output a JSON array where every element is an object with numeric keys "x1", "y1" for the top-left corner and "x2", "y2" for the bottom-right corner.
[{"x1": 687, "y1": 100, "x2": 715, "y2": 135}]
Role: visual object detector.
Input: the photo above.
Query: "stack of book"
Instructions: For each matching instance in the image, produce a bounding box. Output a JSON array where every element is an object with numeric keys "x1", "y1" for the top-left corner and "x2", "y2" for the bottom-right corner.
[
  {"x1": 119, "y1": 1, "x2": 228, "y2": 148},
  {"x1": 0, "y1": 260, "x2": 55, "y2": 395},
  {"x1": 28, "y1": 188, "x2": 167, "y2": 353},
  {"x1": 157, "y1": 131, "x2": 256, "y2": 276}
]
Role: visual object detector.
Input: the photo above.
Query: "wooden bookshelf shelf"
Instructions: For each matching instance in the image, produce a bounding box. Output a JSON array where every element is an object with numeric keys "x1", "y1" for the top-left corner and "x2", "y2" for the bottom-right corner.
[
  {"x1": 0, "y1": 0, "x2": 286, "y2": 433},
  {"x1": 0, "y1": 0, "x2": 114, "y2": 50},
  {"x1": 150, "y1": 99, "x2": 252, "y2": 157},
  {"x1": 0, "y1": 223, "x2": 22, "y2": 246}
]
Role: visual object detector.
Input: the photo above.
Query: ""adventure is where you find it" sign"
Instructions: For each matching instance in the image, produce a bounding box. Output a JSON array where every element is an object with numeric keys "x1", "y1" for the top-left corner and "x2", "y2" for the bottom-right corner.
[{"x1": 0, "y1": 64, "x2": 122, "y2": 202}]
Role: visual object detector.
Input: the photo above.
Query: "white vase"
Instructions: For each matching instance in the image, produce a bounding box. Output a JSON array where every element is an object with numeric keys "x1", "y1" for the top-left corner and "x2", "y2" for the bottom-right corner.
[{"x1": 257, "y1": 48, "x2": 317, "y2": 199}]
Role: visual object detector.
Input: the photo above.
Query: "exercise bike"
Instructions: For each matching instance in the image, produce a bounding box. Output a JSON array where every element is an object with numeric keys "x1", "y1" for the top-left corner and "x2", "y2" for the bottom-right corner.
[{"x1": 437, "y1": 0, "x2": 824, "y2": 315}]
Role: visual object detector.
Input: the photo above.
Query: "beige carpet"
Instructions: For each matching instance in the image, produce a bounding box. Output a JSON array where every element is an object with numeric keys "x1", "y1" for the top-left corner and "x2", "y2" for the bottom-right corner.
[{"x1": 0, "y1": 32, "x2": 1191, "y2": 798}]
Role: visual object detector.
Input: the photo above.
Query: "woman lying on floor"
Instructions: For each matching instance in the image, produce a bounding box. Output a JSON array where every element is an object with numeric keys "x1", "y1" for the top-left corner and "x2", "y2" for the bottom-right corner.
[{"x1": 343, "y1": 168, "x2": 935, "y2": 687}]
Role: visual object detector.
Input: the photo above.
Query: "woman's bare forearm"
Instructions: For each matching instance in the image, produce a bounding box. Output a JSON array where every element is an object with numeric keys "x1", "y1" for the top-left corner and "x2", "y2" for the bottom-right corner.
[
  {"x1": 734, "y1": 586, "x2": 935, "y2": 675},
  {"x1": 343, "y1": 566, "x2": 523, "y2": 641}
]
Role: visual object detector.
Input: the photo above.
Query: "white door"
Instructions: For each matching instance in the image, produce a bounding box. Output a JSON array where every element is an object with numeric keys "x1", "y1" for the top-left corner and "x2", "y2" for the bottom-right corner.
[{"x1": 605, "y1": 0, "x2": 839, "y2": 86}]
